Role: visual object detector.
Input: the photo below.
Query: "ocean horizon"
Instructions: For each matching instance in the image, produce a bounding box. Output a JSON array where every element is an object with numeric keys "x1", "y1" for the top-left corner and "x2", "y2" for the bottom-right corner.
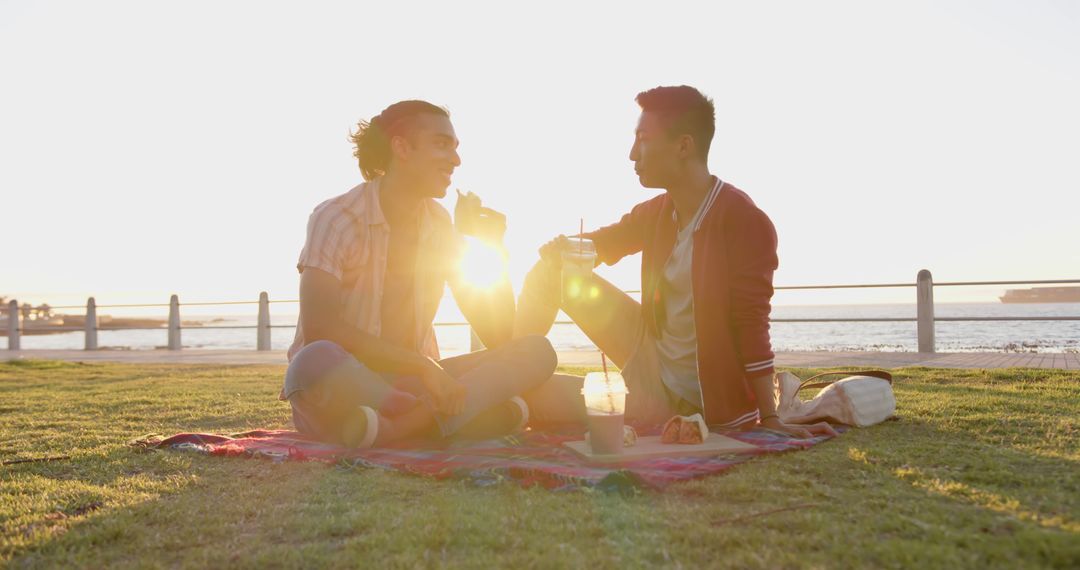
[{"x1": 12, "y1": 302, "x2": 1079, "y2": 355}]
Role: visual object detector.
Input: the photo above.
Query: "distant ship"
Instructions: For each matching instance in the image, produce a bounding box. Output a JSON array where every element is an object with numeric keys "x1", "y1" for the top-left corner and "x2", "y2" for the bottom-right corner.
[{"x1": 999, "y1": 286, "x2": 1080, "y2": 303}]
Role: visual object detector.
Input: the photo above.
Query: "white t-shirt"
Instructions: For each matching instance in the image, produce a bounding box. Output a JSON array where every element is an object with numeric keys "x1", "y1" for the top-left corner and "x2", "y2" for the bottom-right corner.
[{"x1": 655, "y1": 199, "x2": 709, "y2": 409}]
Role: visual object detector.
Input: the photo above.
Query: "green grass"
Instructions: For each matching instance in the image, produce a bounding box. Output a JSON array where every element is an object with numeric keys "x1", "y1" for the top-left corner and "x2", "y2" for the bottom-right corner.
[{"x1": 1, "y1": 360, "x2": 1078, "y2": 569}]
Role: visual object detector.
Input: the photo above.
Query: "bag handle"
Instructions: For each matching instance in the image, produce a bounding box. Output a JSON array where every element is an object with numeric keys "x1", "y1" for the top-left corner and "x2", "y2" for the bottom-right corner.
[{"x1": 795, "y1": 370, "x2": 893, "y2": 395}]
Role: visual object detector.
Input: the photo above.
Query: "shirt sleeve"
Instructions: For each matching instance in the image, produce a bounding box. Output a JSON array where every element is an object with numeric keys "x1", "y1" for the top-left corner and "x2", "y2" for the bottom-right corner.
[
  {"x1": 727, "y1": 204, "x2": 778, "y2": 377},
  {"x1": 296, "y1": 205, "x2": 359, "y2": 281},
  {"x1": 586, "y1": 196, "x2": 662, "y2": 266}
]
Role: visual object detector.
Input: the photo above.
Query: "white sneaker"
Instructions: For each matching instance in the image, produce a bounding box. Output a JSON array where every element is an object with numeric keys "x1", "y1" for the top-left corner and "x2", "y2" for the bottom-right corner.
[
  {"x1": 341, "y1": 406, "x2": 379, "y2": 449},
  {"x1": 508, "y1": 396, "x2": 530, "y2": 433}
]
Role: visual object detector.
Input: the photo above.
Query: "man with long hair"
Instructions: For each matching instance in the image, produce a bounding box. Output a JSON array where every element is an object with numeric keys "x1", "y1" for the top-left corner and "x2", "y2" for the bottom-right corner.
[
  {"x1": 517, "y1": 86, "x2": 835, "y2": 438},
  {"x1": 283, "y1": 100, "x2": 555, "y2": 448}
]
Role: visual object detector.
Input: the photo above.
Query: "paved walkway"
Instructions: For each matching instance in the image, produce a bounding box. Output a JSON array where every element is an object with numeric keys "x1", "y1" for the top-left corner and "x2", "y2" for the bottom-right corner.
[{"x1": 2, "y1": 349, "x2": 1077, "y2": 369}]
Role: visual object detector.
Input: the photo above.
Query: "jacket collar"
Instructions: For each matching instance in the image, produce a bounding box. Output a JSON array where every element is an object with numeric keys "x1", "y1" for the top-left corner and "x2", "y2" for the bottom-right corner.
[
  {"x1": 665, "y1": 176, "x2": 726, "y2": 232},
  {"x1": 693, "y1": 176, "x2": 725, "y2": 232}
]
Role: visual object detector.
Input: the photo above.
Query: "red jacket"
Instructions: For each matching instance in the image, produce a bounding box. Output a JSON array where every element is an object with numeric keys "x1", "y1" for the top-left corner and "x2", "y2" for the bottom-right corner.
[{"x1": 587, "y1": 178, "x2": 777, "y2": 429}]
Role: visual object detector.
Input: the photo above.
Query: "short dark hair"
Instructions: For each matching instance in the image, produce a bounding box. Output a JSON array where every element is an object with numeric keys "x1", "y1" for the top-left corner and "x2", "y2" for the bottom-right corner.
[
  {"x1": 635, "y1": 86, "x2": 715, "y2": 160},
  {"x1": 350, "y1": 100, "x2": 450, "y2": 181}
]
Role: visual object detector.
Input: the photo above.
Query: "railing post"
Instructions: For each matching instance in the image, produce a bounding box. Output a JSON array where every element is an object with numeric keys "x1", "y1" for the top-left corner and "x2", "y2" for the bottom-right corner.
[
  {"x1": 167, "y1": 294, "x2": 181, "y2": 350},
  {"x1": 85, "y1": 297, "x2": 98, "y2": 350},
  {"x1": 257, "y1": 292, "x2": 271, "y2": 351},
  {"x1": 469, "y1": 326, "x2": 484, "y2": 352},
  {"x1": 917, "y1": 269, "x2": 935, "y2": 353},
  {"x1": 6, "y1": 300, "x2": 20, "y2": 350}
]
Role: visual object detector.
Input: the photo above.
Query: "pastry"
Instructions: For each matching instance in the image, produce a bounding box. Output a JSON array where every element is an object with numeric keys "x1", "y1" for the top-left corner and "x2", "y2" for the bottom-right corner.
[
  {"x1": 660, "y1": 413, "x2": 709, "y2": 444},
  {"x1": 661, "y1": 416, "x2": 682, "y2": 443}
]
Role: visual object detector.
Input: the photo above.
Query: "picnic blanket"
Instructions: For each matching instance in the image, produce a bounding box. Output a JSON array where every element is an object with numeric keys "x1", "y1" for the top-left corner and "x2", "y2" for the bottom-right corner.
[{"x1": 134, "y1": 427, "x2": 839, "y2": 492}]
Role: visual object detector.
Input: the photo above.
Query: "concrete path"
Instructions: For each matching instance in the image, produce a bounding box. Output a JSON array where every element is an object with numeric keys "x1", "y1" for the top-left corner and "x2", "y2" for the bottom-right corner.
[{"x1": 2, "y1": 349, "x2": 1078, "y2": 369}]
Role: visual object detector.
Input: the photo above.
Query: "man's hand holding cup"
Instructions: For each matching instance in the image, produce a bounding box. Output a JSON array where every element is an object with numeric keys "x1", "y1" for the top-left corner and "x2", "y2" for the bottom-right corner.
[{"x1": 454, "y1": 190, "x2": 507, "y2": 246}]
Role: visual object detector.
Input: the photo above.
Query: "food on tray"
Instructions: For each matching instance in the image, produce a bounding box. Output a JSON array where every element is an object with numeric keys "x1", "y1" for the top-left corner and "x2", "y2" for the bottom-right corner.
[
  {"x1": 660, "y1": 421, "x2": 679, "y2": 443},
  {"x1": 661, "y1": 413, "x2": 709, "y2": 444},
  {"x1": 678, "y1": 420, "x2": 702, "y2": 444}
]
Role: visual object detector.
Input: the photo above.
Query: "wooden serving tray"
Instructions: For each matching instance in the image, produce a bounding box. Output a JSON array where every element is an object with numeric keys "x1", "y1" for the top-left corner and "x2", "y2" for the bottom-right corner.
[{"x1": 563, "y1": 434, "x2": 758, "y2": 463}]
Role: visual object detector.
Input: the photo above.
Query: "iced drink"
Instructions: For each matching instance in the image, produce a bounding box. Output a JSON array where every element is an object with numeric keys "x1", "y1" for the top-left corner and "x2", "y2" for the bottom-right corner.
[
  {"x1": 586, "y1": 411, "x2": 625, "y2": 455},
  {"x1": 561, "y1": 238, "x2": 597, "y2": 304},
  {"x1": 581, "y1": 371, "x2": 629, "y2": 455}
]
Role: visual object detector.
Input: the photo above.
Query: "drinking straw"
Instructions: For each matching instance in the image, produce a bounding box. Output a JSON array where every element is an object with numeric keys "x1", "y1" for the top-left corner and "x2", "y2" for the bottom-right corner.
[
  {"x1": 601, "y1": 352, "x2": 615, "y2": 413},
  {"x1": 579, "y1": 218, "x2": 584, "y2": 254}
]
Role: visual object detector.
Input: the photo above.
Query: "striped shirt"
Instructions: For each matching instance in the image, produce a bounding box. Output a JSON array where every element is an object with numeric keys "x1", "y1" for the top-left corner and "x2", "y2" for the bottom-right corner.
[{"x1": 287, "y1": 179, "x2": 462, "y2": 362}]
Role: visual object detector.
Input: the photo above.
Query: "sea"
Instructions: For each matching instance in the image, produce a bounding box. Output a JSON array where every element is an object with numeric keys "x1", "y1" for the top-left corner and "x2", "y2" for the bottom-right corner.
[{"x1": 15, "y1": 302, "x2": 1079, "y2": 355}]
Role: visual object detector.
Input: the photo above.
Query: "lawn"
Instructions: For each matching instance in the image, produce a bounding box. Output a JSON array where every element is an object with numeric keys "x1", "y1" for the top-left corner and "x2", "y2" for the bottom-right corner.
[{"x1": 1, "y1": 360, "x2": 1078, "y2": 569}]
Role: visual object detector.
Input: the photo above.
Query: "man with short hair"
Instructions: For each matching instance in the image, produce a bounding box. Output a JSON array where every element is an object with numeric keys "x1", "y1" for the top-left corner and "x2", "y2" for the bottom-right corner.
[
  {"x1": 284, "y1": 100, "x2": 556, "y2": 448},
  {"x1": 517, "y1": 86, "x2": 834, "y2": 438}
]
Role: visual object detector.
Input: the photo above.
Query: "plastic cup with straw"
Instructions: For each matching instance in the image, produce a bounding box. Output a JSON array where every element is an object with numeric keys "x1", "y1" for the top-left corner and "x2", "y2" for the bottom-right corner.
[
  {"x1": 561, "y1": 218, "x2": 597, "y2": 302},
  {"x1": 581, "y1": 352, "x2": 628, "y2": 454}
]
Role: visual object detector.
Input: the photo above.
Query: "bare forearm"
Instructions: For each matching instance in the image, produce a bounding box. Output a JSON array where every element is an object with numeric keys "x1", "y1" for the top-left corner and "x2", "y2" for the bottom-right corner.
[
  {"x1": 298, "y1": 268, "x2": 440, "y2": 377},
  {"x1": 749, "y1": 373, "x2": 778, "y2": 419},
  {"x1": 749, "y1": 370, "x2": 838, "y2": 438}
]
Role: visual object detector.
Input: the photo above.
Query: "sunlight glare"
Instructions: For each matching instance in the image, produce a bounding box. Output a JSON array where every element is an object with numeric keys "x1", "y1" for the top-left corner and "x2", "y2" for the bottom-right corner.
[{"x1": 458, "y1": 237, "x2": 507, "y2": 290}]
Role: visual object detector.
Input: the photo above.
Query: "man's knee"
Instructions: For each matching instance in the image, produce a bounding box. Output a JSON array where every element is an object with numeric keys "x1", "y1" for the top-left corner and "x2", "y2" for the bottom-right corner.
[
  {"x1": 510, "y1": 334, "x2": 558, "y2": 381},
  {"x1": 293, "y1": 339, "x2": 349, "y2": 362},
  {"x1": 521, "y1": 260, "x2": 561, "y2": 301},
  {"x1": 523, "y1": 258, "x2": 554, "y2": 283},
  {"x1": 285, "y1": 340, "x2": 353, "y2": 395}
]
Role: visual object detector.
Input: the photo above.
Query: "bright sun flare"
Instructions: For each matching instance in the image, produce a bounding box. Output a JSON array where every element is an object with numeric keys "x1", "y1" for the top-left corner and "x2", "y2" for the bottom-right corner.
[{"x1": 458, "y1": 238, "x2": 508, "y2": 290}]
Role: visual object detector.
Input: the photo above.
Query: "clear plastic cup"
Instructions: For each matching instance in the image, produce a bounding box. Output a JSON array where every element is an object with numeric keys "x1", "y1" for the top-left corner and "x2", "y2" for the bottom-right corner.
[
  {"x1": 581, "y1": 371, "x2": 628, "y2": 414},
  {"x1": 586, "y1": 412, "x2": 625, "y2": 455},
  {"x1": 561, "y1": 238, "x2": 597, "y2": 304},
  {"x1": 581, "y1": 371, "x2": 629, "y2": 455}
]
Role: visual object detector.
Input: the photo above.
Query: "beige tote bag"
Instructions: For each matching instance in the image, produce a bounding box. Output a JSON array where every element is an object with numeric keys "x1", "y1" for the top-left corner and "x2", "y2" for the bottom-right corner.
[{"x1": 775, "y1": 370, "x2": 895, "y2": 427}]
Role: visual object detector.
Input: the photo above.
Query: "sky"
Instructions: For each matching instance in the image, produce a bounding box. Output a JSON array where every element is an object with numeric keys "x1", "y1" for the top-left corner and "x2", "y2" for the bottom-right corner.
[{"x1": 2, "y1": 0, "x2": 1079, "y2": 314}]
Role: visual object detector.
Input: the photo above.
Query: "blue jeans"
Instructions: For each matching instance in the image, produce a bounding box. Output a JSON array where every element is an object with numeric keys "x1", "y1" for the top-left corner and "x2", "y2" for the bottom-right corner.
[{"x1": 284, "y1": 335, "x2": 557, "y2": 441}]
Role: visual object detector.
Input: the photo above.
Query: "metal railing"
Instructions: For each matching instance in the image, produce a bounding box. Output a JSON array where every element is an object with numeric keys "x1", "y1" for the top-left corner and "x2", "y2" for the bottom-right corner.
[{"x1": 3, "y1": 270, "x2": 1079, "y2": 353}]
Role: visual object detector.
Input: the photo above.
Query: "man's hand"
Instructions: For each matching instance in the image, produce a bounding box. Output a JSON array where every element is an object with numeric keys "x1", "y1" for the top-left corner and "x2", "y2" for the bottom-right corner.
[
  {"x1": 749, "y1": 372, "x2": 837, "y2": 439},
  {"x1": 455, "y1": 190, "x2": 506, "y2": 245},
  {"x1": 538, "y1": 234, "x2": 572, "y2": 267},
  {"x1": 759, "y1": 416, "x2": 838, "y2": 439},
  {"x1": 420, "y1": 361, "x2": 466, "y2": 416}
]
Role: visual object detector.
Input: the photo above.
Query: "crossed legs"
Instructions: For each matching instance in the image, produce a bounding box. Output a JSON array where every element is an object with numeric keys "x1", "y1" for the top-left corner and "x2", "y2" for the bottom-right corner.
[
  {"x1": 515, "y1": 258, "x2": 681, "y2": 426},
  {"x1": 286, "y1": 335, "x2": 557, "y2": 446}
]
